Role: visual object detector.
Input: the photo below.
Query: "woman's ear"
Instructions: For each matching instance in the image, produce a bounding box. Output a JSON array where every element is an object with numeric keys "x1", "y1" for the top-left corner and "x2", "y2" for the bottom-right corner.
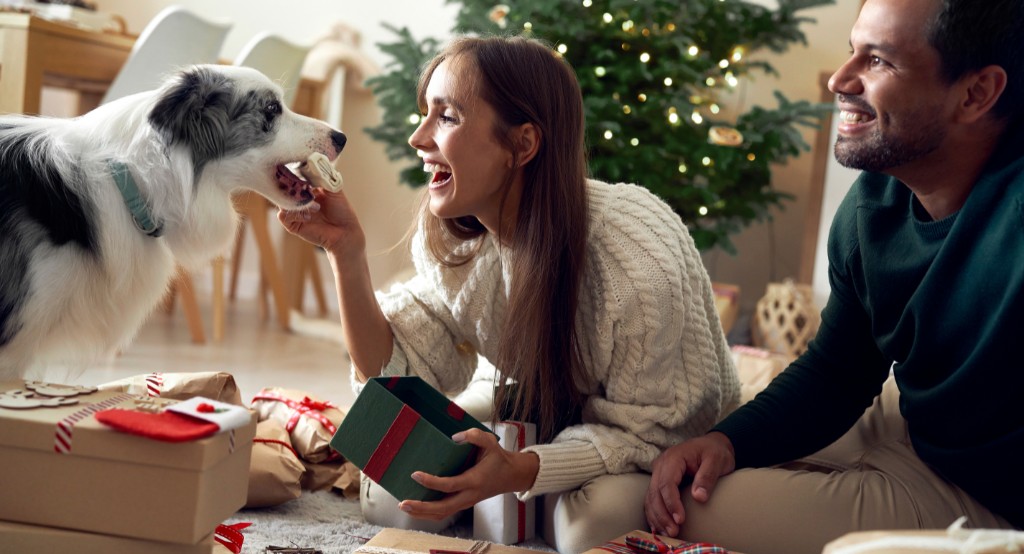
[{"x1": 508, "y1": 123, "x2": 541, "y2": 168}]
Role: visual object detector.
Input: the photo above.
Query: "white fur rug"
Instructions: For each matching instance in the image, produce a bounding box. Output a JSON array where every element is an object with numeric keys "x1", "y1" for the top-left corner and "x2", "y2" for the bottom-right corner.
[
  {"x1": 226, "y1": 492, "x2": 386, "y2": 553},
  {"x1": 225, "y1": 492, "x2": 554, "y2": 554}
]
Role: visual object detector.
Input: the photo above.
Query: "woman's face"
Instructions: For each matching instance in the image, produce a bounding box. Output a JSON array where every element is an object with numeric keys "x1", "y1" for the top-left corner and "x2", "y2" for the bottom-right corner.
[{"x1": 408, "y1": 60, "x2": 517, "y2": 233}]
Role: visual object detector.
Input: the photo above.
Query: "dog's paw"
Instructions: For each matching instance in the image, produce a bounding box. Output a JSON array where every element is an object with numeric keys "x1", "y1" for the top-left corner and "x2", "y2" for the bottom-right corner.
[{"x1": 302, "y1": 152, "x2": 344, "y2": 192}]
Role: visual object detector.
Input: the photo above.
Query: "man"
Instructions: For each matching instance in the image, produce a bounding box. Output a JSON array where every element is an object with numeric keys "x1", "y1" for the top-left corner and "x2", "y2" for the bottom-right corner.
[{"x1": 645, "y1": 0, "x2": 1023, "y2": 552}]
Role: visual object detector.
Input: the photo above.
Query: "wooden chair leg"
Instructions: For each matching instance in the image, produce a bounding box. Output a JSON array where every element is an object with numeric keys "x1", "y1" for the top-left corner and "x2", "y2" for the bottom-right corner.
[
  {"x1": 244, "y1": 196, "x2": 291, "y2": 330},
  {"x1": 173, "y1": 268, "x2": 206, "y2": 344},
  {"x1": 228, "y1": 218, "x2": 247, "y2": 302},
  {"x1": 211, "y1": 256, "x2": 225, "y2": 342},
  {"x1": 305, "y1": 246, "x2": 329, "y2": 316}
]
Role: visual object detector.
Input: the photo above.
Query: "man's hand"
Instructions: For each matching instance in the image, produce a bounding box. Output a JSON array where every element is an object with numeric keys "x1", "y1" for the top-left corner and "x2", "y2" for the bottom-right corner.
[{"x1": 645, "y1": 431, "x2": 736, "y2": 537}]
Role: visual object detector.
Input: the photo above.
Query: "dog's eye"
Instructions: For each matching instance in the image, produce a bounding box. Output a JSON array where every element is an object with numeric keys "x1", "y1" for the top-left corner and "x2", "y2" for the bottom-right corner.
[{"x1": 265, "y1": 101, "x2": 282, "y2": 117}]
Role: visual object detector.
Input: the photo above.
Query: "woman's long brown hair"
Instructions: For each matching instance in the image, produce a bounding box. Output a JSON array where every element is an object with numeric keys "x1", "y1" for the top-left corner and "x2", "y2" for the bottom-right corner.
[{"x1": 415, "y1": 36, "x2": 589, "y2": 442}]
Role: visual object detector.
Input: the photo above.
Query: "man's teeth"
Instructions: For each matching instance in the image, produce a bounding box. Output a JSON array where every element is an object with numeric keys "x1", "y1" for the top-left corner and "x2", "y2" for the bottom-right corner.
[
  {"x1": 840, "y1": 110, "x2": 871, "y2": 123},
  {"x1": 423, "y1": 163, "x2": 451, "y2": 174}
]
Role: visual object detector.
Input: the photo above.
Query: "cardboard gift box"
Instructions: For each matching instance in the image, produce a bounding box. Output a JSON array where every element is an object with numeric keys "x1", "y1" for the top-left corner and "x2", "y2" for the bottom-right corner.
[
  {"x1": 473, "y1": 421, "x2": 537, "y2": 544},
  {"x1": 583, "y1": 530, "x2": 733, "y2": 554},
  {"x1": 0, "y1": 519, "x2": 232, "y2": 554},
  {"x1": 0, "y1": 380, "x2": 256, "y2": 544},
  {"x1": 358, "y1": 527, "x2": 546, "y2": 554},
  {"x1": 823, "y1": 519, "x2": 1024, "y2": 554},
  {"x1": 331, "y1": 376, "x2": 492, "y2": 502}
]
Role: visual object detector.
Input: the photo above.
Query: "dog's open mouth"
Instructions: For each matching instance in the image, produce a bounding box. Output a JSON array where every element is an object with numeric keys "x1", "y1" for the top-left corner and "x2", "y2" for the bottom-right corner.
[{"x1": 275, "y1": 163, "x2": 314, "y2": 205}]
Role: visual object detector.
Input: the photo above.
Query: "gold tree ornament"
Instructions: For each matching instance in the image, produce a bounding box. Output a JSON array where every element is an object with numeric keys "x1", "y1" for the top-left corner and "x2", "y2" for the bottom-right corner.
[{"x1": 708, "y1": 125, "x2": 744, "y2": 147}]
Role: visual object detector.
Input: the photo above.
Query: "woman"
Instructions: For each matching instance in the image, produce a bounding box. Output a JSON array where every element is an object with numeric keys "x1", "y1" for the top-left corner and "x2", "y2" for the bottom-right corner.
[{"x1": 279, "y1": 35, "x2": 740, "y2": 554}]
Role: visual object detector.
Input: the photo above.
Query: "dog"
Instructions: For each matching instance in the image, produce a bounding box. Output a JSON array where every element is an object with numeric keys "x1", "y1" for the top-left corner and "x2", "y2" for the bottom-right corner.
[{"x1": 0, "y1": 64, "x2": 346, "y2": 378}]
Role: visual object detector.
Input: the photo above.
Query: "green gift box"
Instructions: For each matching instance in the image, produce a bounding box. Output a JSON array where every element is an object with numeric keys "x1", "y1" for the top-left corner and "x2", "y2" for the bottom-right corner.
[{"x1": 331, "y1": 376, "x2": 492, "y2": 501}]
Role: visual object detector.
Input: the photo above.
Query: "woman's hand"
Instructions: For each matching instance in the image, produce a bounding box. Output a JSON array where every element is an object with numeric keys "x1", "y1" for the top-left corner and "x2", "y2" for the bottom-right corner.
[
  {"x1": 396, "y1": 428, "x2": 540, "y2": 521},
  {"x1": 645, "y1": 431, "x2": 736, "y2": 537},
  {"x1": 277, "y1": 166, "x2": 365, "y2": 260}
]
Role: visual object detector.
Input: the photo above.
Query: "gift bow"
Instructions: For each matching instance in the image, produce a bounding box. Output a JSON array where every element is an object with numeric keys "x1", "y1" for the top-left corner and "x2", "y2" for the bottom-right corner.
[
  {"x1": 252, "y1": 392, "x2": 338, "y2": 434},
  {"x1": 215, "y1": 522, "x2": 251, "y2": 554},
  {"x1": 597, "y1": 534, "x2": 728, "y2": 554}
]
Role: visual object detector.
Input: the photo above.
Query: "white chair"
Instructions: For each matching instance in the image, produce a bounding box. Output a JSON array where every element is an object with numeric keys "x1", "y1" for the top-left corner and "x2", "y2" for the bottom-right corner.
[
  {"x1": 228, "y1": 33, "x2": 320, "y2": 328},
  {"x1": 234, "y1": 32, "x2": 310, "y2": 105},
  {"x1": 102, "y1": 6, "x2": 231, "y2": 104}
]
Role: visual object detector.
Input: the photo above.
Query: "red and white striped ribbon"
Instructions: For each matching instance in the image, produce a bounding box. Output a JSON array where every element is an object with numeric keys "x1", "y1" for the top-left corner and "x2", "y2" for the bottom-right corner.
[
  {"x1": 54, "y1": 394, "x2": 132, "y2": 454},
  {"x1": 145, "y1": 372, "x2": 164, "y2": 397}
]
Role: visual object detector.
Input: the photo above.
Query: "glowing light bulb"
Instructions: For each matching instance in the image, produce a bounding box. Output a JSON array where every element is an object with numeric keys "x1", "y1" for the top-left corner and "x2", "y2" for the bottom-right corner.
[
  {"x1": 688, "y1": 45, "x2": 699, "y2": 56},
  {"x1": 640, "y1": 52, "x2": 651, "y2": 63},
  {"x1": 595, "y1": 66, "x2": 606, "y2": 77},
  {"x1": 663, "y1": 77, "x2": 673, "y2": 86},
  {"x1": 699, "y1": 206, "x2": 709, "y2": 216},
  {"x1": 630, "y1": 138, "x2": 639, "y2": 146},
  {"x1": 557, "y1": 43, "x2": 568, "y2": 54},
  {"x1": 603, "y1": 13, "x2": 613, "y2": 23},
  {"x1": 691, "y1": 111, "x2": 703, "y2": 124},
  {"x1": 603, "y1": 130, "x2": 614, "y2": 140},
  {"x1": 408, "y1": 114, "x2": 421, "y2": 125},
  {"x1": 678, "y1": 163, "x2": 688, "y2": 173}
]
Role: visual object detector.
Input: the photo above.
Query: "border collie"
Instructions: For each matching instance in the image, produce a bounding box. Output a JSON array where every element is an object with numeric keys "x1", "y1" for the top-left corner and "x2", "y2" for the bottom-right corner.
[{"x1": 0, "y1": 64, "x2": 345, "y2": 378}]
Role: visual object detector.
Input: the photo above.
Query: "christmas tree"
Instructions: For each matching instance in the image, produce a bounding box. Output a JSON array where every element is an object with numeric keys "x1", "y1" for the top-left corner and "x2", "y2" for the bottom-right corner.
[{"x1": 365, "y1": 0, "x2": 833, "y2": 252}]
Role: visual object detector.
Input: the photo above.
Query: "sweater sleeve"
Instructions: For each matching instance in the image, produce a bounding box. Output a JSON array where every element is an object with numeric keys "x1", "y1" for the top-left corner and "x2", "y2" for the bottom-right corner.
[
  {"x1": 712, "y1": 182, "x2": 891, "y2": 468},
  {"x1": 519, "y1": 182, "x2": 741, "y2": 499},
  {"x1": 352, "y1": 267, "x2": 480, "y2": 397}
]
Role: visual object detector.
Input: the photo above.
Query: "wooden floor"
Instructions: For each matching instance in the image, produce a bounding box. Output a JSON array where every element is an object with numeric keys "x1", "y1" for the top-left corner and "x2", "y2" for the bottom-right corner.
[{"x1": 31, "y1": 292, "x2": 359, "y2": 410}]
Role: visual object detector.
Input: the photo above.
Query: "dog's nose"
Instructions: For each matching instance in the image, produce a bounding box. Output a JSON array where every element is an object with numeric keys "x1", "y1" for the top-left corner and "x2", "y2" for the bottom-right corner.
[{"x1": 331, "y1": 131, "x2": 347, "y2": 152}]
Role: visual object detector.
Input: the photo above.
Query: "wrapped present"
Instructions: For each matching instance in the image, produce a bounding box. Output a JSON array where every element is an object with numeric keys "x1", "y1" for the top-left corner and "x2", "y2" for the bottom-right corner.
[
  {"x1": 473, "y1": 421, "x2": 537, "y2": 544},
  {"x1": 98, "y1": 371, "x2": 243, "y2": 405},
  {"x1": 0, "y1": 519, "x2": 232, "y2": 554},
  {"x1": 823, "y1": 517, "x2": 1024, "y2": 554},
  {"x1": 584, "y1": 530, "x2": 730, "y2": 554},
  {"x1": 0, "y1": 380, "x2": 256, "y2": 544},
  {"x1": 357, "y1": 527, "x2": 543, "y2": 554},
  {"x1": 245, "y1": 419, "x2": 304, "y2": 508},
  {"x1": 730, "y1": 345, "x2": 794, "y2": 403},
  {"x1": 331, "y1": 376, "x2": 492, "y2": 502},
  {"x1": 251, "y1": 387, "x2": 345, "y2": 463}
]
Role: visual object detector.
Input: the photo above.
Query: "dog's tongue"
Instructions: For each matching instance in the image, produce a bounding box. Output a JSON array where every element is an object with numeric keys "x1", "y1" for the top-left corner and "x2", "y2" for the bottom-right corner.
[{"x1": 275, "y1": 164, "x2": 313, "y2": 203}]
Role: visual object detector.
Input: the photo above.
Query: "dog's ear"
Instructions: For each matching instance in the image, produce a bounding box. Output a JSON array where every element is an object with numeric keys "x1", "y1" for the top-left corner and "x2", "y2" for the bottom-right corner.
[{"x1": 148, "y1": 66, "x2": 232, "y2": 164}]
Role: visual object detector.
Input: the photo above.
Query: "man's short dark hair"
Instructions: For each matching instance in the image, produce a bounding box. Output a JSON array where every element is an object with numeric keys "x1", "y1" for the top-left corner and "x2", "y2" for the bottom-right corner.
[{"x1": 928, "y1": 0, "x2": 1023, "y2": 124}]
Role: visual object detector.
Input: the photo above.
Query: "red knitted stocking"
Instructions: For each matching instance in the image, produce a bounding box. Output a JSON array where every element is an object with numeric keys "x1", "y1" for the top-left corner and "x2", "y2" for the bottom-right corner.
[{"x1": 95, "y1": 408, "x2": 219, "y2": 442}]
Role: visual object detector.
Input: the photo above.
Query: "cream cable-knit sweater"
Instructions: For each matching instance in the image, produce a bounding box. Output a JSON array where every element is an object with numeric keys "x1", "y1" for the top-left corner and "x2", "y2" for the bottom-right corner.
[{"x1": 362, "y1": 179, "x2": 740, "y2": 499}]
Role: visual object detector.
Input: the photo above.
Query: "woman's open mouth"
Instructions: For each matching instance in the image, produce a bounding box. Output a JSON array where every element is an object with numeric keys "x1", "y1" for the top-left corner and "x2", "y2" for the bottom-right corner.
[{"x1": 424, "y1": 162, "x2": 452, "y2": 189}]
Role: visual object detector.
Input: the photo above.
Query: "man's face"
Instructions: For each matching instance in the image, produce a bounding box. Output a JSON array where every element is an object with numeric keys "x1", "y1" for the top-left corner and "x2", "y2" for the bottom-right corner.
[{"x1": 828, "y1": 0, "x2": 959, "y2": 173}]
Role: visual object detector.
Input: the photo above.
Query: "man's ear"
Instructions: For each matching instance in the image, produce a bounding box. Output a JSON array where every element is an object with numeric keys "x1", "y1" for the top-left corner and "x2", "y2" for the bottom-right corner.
[
  {"x1": 508, "y1": 122, "x2": 541, "y2": 168},
  {"x1": 956, "y1": 65, "x2": 1007, "y2": 124}
]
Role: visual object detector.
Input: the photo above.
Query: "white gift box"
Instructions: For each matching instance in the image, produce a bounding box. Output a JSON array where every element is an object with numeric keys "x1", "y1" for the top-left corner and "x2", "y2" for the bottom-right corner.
[{"x1": 472, "y1": 421, "x2": 537, "y2": 544}]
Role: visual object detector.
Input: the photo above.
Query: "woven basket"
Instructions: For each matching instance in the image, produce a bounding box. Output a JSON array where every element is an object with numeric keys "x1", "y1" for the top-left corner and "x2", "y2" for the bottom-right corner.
[{"x1": 752, "y1": 280, "x2": 820, "y2": 358}]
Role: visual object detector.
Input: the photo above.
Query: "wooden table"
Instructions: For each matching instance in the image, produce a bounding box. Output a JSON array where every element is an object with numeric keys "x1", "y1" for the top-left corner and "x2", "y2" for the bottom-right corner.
[{"x1": 0, "y1": 13, "x2": 135, "y2": 115}]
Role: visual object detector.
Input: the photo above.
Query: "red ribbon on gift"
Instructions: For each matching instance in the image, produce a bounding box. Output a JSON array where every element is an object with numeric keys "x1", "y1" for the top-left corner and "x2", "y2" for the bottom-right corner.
[
  {"x1": 363, "y1": 404, "x2": 420, "y2": 482},
  {"x1": 252, "y1": 392, "x2": 339, "y2": 434},
  {"x1": 215, "y1": 522, "x2": 251, "y2": 554}
]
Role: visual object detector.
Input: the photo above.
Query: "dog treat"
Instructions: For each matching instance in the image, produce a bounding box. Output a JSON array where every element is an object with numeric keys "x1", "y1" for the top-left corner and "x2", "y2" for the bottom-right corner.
[{"x1": 303, "y1": 152, "x2": 343, "y2": 192}]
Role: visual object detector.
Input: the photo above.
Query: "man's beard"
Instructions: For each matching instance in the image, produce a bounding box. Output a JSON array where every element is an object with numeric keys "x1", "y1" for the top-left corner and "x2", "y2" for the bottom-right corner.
[{"x1": 834, "y1": 113, "x2": 946, "y2": 173}]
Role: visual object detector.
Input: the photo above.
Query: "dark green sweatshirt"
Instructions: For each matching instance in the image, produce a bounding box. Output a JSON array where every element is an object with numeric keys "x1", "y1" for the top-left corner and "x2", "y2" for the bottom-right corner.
[{"x1": 714, "y1": 126, "x2": 1024, "y2": 528}]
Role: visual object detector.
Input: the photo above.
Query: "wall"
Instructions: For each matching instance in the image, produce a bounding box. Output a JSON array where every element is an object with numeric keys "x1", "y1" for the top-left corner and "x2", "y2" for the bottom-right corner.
[{"x1": 96, "y1": 0, "x2": 863, "y2": 324}]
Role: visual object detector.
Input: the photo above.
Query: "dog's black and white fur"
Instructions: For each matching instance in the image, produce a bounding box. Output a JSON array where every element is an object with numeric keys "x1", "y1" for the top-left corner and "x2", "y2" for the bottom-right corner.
[{"x1": 0, "y1": 64, "x2": 346, "y2": 378}]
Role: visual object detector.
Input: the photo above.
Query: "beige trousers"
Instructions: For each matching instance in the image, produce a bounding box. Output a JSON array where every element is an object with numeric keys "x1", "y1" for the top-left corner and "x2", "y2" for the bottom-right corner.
[{"x1": 680, "y1": 376, "x2": 1013, "y2": 554}]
